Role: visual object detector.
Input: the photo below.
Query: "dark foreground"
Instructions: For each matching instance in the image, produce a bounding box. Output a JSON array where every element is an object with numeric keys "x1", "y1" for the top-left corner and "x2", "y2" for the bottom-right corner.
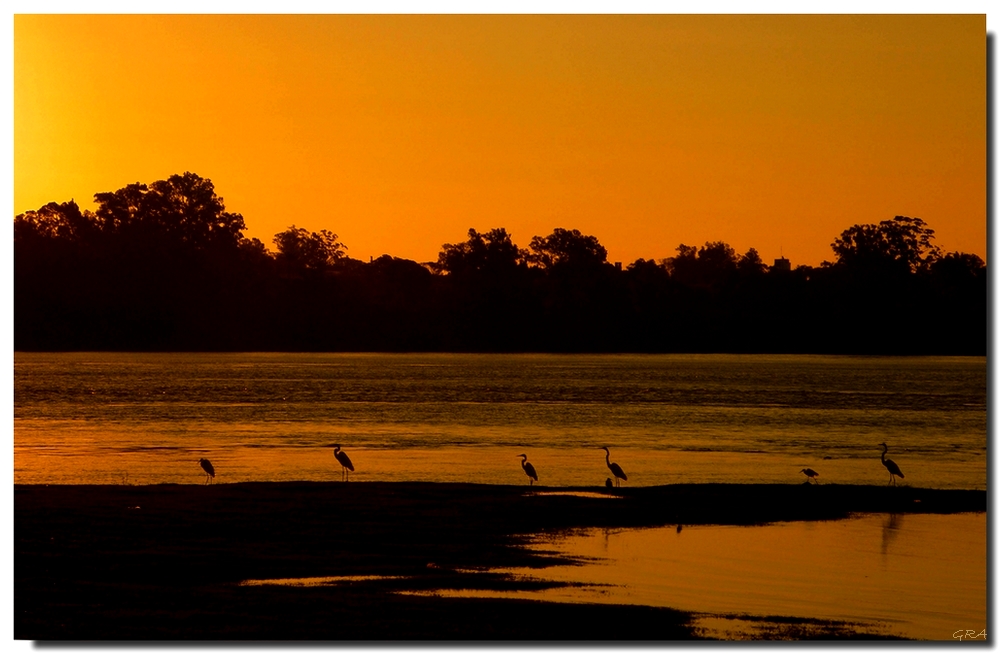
[{"x1": 15, "y1": 482, "x2": 985, "y2": 640}]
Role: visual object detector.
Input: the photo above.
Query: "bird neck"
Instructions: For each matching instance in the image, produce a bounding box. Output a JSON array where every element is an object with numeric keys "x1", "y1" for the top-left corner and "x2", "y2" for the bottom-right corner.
[{"x1": 880, "y1": 447, "x2": 887, "y2": 462}]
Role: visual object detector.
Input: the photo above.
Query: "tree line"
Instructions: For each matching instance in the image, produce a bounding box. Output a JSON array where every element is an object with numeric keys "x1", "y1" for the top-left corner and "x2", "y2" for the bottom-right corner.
[{"x1": 14, "y1": 172, "x2": 985, "y2": 354}]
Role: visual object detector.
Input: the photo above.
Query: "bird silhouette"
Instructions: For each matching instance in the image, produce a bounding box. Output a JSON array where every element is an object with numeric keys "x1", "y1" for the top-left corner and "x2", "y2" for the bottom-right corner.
[
  {"x1": 801, "y1": 468, "x2": 819, "y2": 484},
  {"x1": 879, "y1": 443, "x2": 904, "y2": 486},
  {"x1": 518, "y1": 454, "x2": 538, "y2": 485},
  {"x1": 605, "y1": 478, "x2": 614, "y2": 488},
  {"x1": 601, "y1": 447, "x2": 627, "y2": 487},
  {"x1": 333, "y1": 445, "x2": 355, "y2": 482},
  {"x1": 198, "y1": 458, "x2": 215, "y2": 484}
]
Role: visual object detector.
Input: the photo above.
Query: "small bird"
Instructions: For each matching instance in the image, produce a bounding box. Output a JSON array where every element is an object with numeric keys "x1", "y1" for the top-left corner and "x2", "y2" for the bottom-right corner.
[
  {"x1": 518, "y1": 454, "x2": 538, "y2": 485},
  {"x1": 801, "y1": 468, "x2": 820, "y2": 484},
  {"x1": 601, "y1": 447, "x2": 627, "y2": 487},
  {"x1": 333, "y1": 445, "x2": 354, "y2": 482},
  {"x1": 879, "y1": 443, "x2": 904, "y2": 486},
  {"x1": 605, "y1": 478, "x2": 614, "y2": 488},
  {"x1": 198, "y1": 458, "x2": 215, "y2": 484}
]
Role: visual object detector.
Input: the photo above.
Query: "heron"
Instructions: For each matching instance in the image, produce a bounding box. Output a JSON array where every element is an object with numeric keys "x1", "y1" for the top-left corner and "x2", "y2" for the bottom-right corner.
[
  {"x1": 879, "y1": 443, "x2": 904, "y2": 486},
  {"x1": 198, "y1": 458, "x2": 215, "y2": 484},
  {"x1": 801, "y1": 468, "x2": 820, "y2": 484},
  {"x1": 332, "y1": 445, "x2": 354, "y2": 482},
  {"x1": 601, "y1": 447, "x2": 627, "y2": 487},
  {"x1": 518, "y1": 454, "x2": 538, "y2": 485}
]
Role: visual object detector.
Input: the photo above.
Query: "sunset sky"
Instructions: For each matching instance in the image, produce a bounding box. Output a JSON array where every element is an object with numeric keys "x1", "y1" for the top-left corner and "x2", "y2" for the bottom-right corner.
[{"x1": 14, "y1": 14, "x2": 986, "y2": 268}]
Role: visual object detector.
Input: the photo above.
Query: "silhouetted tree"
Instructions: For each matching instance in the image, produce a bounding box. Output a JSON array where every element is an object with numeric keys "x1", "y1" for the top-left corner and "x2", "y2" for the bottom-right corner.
[
  {"x1": 238, "y1": 237, "x2": 273, "y2": 267},
  {"x1": 662, "y1": 244, "x2": 697, "y2": 282},
  {"x1": 737, "y1": 247, "x2": 767, "y2": 275},
  {"x1": 527, "y1": 228, "x2": 608, "y2": 270},
  {"x1": 698, "y1": 241, "x2": 738, "y2": 280},
  {"x1": 929, "y1": 251, "x2": 986, "y2": 285},
  {"x1": 430, "y1": 228, "x2": 539, "y2": 351},
  {"x1": 14, "y1": 200, "x2": 97, "y2": 245},
  {"x1": 432, "y1": 228, "x2": 527, "y2": 277},
  {"x1": 93, "y1": 172, "x2": 247, "y2": 252},
  {"x1": 13, "y1": 173, "x2": 985, "y2": 355},
  {"x1": 625, "y1": 257, "x2": 669, "y2": 278},
  {"x1": 830, "y1": 215, "x2": 940, "y2": 274},
  {"x1": 523, "y1": 228, "x2": 623, "y2": 351},
  {"x1": 273, "y1": 226, "x2": 346, "y2": 276},
  {"x1": 664, "y1": 241, "x2": 738, "y2": 288}
]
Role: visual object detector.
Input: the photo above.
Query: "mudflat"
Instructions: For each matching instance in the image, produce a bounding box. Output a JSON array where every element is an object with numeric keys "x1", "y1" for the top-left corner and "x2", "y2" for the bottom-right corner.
[{"x1": 15, "y1": 482, "x2": 984, "y2": 640}]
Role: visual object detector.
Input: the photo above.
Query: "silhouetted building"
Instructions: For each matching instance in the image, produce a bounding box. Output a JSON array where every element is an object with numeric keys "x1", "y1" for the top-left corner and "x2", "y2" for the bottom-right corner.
[{"x1": 772, "y1": 257, "x2": 791, "y2": 272}]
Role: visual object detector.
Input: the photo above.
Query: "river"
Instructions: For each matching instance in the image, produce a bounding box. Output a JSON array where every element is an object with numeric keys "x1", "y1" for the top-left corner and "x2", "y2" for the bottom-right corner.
[{"x1": 14, "y1": 352, "x2": 986, "y2": 488}]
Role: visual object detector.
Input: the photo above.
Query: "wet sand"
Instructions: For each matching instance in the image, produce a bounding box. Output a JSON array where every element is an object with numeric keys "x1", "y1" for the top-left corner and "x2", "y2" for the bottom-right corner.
[{"x1": 15, "y1": 481, "x2": 984, "y2": 640}]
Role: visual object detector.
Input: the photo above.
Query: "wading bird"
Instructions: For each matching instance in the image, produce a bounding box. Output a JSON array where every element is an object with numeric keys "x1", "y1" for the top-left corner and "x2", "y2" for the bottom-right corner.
[
  {"x1": 801, "y1": 468, "x2": 820, "y2": 484},
  {"x1": 518, "y1": 454, "x2": 538, "y2": 485},
  {"x1": 333, "y1": 445, "x2": 355, "y2": 482},
  {"x1": 198, "y1": 458, "x2": 215, "y2": 484},
  {"x1": 601, "y1": 447, "x2": 627, "y2": 487},
  {"x1": 879, "y1": 443, "x2": 904, "y2": 486}
]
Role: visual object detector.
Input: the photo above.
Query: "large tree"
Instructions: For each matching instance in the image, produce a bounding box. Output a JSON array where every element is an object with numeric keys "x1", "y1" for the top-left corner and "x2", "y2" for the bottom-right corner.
[
  {"x1": 14, "y1": 200, "x2": 97, "y2": 245},
  {"x1": 432, "y1": 227, "x2": 526, "y2": 277},
  {"x1": 93, "y1": 172, "x2": 247, "y2": 252},
  {"x1": 664, "y1": 241, "x2": 739, "y2": 288},
  {"x1": 830, "y1": 215, "x2": 940, "y2": 273},
  {"x1": 273, "y1": 225, "x2": 347, "y2": 275},
  {"x1": 527, "y1": 228, "x2": 607, "y2": 270}
]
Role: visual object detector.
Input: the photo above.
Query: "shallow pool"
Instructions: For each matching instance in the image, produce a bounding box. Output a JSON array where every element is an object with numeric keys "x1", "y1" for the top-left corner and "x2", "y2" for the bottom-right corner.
[{"x1": 409, "y1": 512, "x2": 986, "y2": 640}]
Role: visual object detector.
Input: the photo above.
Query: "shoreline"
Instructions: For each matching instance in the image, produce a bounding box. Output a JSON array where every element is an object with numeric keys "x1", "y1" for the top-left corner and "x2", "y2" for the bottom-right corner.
[{"x1": 15, "y1": 482, "x2": 985, "y2": 640}]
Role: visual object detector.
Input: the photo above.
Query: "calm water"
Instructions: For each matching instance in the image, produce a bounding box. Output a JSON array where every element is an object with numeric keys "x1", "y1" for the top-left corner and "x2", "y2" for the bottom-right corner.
[
  {"x1": 13, "y1": 353, "x2": 986, "y2": 488},
  {"x1": 409, "y1": 511, "x2": 986, "y2": 641}
]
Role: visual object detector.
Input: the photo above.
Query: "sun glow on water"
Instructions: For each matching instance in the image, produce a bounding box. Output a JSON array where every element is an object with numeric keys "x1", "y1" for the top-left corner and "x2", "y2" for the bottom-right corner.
[{"x1": 14, "y1": 353, "x2": 986, "y2": 489}]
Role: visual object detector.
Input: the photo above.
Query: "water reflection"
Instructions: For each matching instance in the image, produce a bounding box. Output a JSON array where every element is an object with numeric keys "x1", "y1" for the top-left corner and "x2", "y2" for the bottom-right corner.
[
  {"x1": 240, "y1": 575, "x2": 405, "y2": 587},
  {"x1": 881, "y1": 512, "x2": 902, "y2": 557},
  {"x1": 532, "y1": 491, "x2": 621, "y2": 500},
  {"x1": 408, "y1": 512, "x2": 985, "y2": 641}
]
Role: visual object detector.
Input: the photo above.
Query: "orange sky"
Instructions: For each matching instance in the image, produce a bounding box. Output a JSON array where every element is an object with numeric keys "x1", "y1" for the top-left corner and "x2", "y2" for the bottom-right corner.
[{"x1": 14, "y1": 15, "x2": 986, "y2": 267}]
